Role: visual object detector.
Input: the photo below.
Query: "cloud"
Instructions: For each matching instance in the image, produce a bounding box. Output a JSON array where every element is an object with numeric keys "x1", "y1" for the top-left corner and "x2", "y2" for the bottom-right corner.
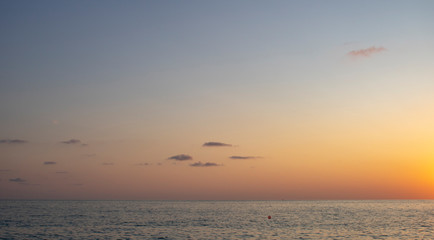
[
  {"x1": 9, "y1": 177, "x2": 26, "y2": 183},
  {"x1": 168, "y1": 154, "x2": 193, "y2": 161},
  {"x1": 44, "y1": 161, "x2": 56, "y2": 165},
  {"x1": 102, "y1": 162, "x2": 114, "y2": 166},
  {"x1": 202, "y1": 142, "x2": 232, "y2": 147},
  {"x1": 55, "y1": 171, "x2": 68, "y2": 174},
  {"x1": 0, "y1": 169, "x2": 11, "y2": 173},
  {"x1": 52, "y1": 120, "x2": 59, "y2": 125},
  {"x1": 0, "y1": 139, "x2": 28, "y2": 144},
  {"x1": 61, "y1": 139, "x2": 81, "y2": 144},
  {"x1": 190, "y1": 161, "x2": 222, "y2": 167},
  {"x1": 229, "y1": 156, "x2": 261, "y2": 160},
  {"x1": 136, "y1": 162, "x2": 151, "y2": 166},
  {"x1": 61, "y1": 139, "x2": 86, "y2": 146},
  {"x1": 60, "y1": 139, "x2": 88, "y2": 146},
  {"x1": 347, "y1": 46, "x2": 386, "y2": 57}
]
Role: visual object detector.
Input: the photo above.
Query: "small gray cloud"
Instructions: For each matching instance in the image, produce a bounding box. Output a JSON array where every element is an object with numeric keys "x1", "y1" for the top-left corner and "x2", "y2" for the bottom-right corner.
[
  {"x1": 0, "y1": 169, "x2": 11, "y2": 173},
  {"x1": 136, "y1": 162, "x2": 151, "y2": 166},
  {"x1": 229, "y1": 156, "x2": 261, "y2": 160},
  {"x1": 55, "y1": 171, "x2": 68, "y2": 174},
  {"x1": 202, "y1": 142, "x2": 232, "y2": 147},
  {"x1": 0, "y1": 139, "x2": 28, "y2": 144},
  {"x1": 61, "y1": 139, "x2": 81, "y2": 144},
  {"x1": 9, "y1": 177, "x2": 26, "y2": 183},
  {"x1": 190, "y1": 161, "x2": 221, "y2": 167},
  {"x1": 61, "y1": 139, "x2": 87, "y2": 146},
  {"x1": 44, "y1": 161, "x2": 56, "y2": 165},
  {"x1": 168, "y1": 154, "x2": 193, "y2": 161},
  {"x1": 102, "y1": 162, "x2": 114, "y2": 166}
]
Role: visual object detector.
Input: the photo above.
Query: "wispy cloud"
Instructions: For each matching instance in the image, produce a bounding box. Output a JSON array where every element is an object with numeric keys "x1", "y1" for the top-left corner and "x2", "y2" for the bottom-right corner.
[
  {"x1": 61, "y1": 139, "x2": 81, "y2": 144},
  {"x1": 202, "y1": 142, "x2": 232, "y2": 147},
  {"x1": 0, "y1": 169, "x2": 11, "y2": 173},
  {"x1": 9, "y1": 177, "x2": 26, "y2": 183},
  {"x1": 168, "y1": 154, "x2": 193, "y2": 161},
  {"x1": 347, "y1": 46, "x2": 386, "y2": 57},
  {"x1": 0, "y1": 139, "x2": 28, "y2": 144},
  {"x1": 102, "y1": 162, "x2": 114, "y2": 166},
  {"x1": 229, "y1": 156, "x2": 261, "y2": 160},
  {"x1": 60, "y1": 139, "x2": 87, "y2": 146},
  {"x1": 136, "y1": 162, "x2": 151, "y2": 166},
  {"x1": 55, "y1": 171, "x2": 68, "y2": 174},
  {"x1": 44, "y1": 161, "x2": 56, "y2": 165},
  {"x1": 190, "y1": 161, "x2": 222, "y2": 167}
]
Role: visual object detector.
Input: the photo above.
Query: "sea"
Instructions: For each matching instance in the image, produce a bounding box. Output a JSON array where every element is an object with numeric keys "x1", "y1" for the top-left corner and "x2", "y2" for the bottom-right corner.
[{"x1": 0, "y1": 200, "x2": 432, "y2": 239}]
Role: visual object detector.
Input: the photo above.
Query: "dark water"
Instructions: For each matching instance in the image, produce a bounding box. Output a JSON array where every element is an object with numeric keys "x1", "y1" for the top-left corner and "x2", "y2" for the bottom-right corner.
[{"x1": 0, "y1": 200, "x2": 432, "y2": 239}]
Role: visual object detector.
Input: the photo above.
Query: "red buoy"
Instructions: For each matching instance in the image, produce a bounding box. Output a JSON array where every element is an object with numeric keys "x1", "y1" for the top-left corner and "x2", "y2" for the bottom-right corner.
[{"x1": 268, "y1": 215, "x2": 271, "y2": 219}]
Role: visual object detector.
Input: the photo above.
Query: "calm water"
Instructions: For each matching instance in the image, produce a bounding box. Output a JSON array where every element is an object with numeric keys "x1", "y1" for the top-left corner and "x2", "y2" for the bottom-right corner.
[{"x1": 0, "y1": 200, "x2": 432, "y2": 239}]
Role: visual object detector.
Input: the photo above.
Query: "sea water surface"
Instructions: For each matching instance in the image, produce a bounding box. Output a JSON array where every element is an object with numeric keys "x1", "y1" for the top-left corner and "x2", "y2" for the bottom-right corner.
[{"x1": 0, "y1": 200, "x2": 432, "y2": 239}]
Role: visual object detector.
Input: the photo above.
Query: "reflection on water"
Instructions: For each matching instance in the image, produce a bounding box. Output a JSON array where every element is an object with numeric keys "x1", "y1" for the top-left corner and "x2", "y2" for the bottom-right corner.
[{"x1": 0, "y1": 200, "x2": 433, "y2": 239}]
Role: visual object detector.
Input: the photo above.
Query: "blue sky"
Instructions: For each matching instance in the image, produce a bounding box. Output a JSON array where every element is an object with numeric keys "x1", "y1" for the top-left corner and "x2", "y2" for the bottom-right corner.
[{"x1": 1, "y1": 1, "x2": 434, "y2": 199}]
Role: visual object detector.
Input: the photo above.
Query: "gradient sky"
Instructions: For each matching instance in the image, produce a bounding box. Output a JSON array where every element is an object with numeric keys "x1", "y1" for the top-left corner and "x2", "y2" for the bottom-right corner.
[{"x1": 1, "y1": 0, "x2": 434, "y2": 200}]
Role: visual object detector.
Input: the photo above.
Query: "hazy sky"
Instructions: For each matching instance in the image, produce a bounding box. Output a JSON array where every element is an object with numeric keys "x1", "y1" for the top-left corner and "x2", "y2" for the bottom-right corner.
[{"x1": 1, "y1": 0, "x2": 434, "y2": 200}]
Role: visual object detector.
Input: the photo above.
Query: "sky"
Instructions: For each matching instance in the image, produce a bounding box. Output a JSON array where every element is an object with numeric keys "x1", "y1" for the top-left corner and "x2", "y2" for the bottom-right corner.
[{"x1": 1, "y1": 0, "x2": 434, "y2": 200}]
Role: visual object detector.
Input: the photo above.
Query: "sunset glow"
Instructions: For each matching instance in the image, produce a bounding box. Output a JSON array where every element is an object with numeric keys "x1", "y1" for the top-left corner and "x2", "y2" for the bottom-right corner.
[{"x1": 1, "y1": 0, "x2": 434, "y2": 200}]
